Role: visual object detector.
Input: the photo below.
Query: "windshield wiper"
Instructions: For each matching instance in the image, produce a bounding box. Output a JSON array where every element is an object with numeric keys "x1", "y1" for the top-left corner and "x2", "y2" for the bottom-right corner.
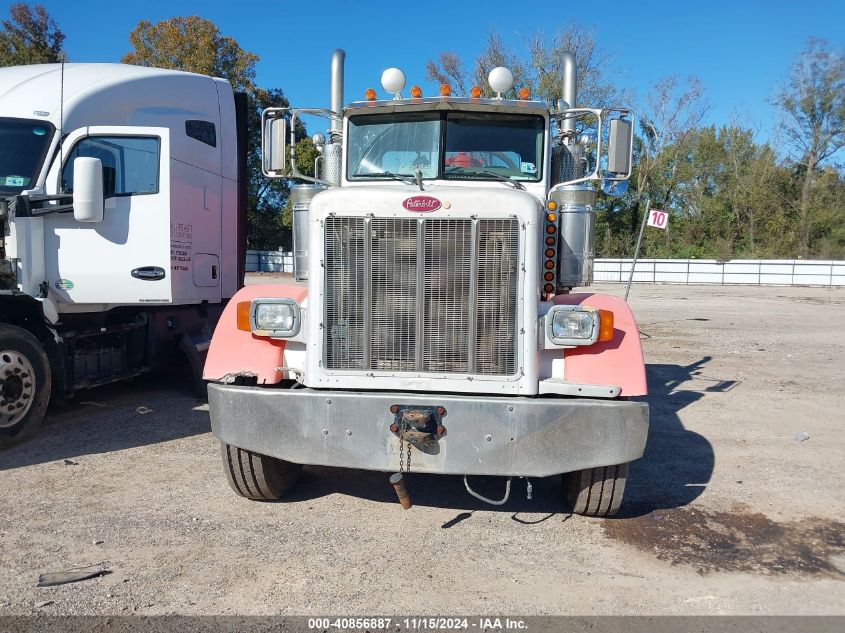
[
  {"x1": 364, "y1": 171, "x2": 418, "y2": 186},
  {"x1": 444, "y1": 166, "x2": 526, "y2": 190},
  {"x1": 474, "y1": 171, "x2": 526, "y2": 191}
]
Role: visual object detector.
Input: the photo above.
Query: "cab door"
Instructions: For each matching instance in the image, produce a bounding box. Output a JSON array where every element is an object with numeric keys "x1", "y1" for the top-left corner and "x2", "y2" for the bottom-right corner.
[{"x1": 44, "y1": 126, "x2": 172, "y2": 305}]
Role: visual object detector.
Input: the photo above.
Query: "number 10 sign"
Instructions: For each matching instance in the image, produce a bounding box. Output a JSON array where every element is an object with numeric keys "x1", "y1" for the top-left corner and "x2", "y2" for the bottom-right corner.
[{"x1": 647, "y1": 209, "x2": 669, "y2": 230}]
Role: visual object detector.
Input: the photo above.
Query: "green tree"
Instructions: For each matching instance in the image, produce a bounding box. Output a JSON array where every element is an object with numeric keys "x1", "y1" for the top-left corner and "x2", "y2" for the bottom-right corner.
[
  {"x1": 775, "y1": 38, "x2": 845, "y2": 257},
  {"x1": 0, "y1": 3, "x2": 65, "y2": 66},
  {"x1": 122, "y1": 16, "x2": 258, "y2": 92}
]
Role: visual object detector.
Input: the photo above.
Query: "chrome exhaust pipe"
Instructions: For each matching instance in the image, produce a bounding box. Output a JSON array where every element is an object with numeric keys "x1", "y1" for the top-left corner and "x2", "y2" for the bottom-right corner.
[
  {"x1": 561, "y1": 52, "x2": 576, "y2": 134},
  {"x1": 330, "y1": 49, "x2": 345, "y2": 136}
]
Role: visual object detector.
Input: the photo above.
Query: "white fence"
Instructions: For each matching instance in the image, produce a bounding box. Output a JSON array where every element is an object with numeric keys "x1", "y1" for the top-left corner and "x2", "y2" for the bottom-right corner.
[
  {"x1": 595, "y1": 259, "x2": 845, "y2": 287},
  {"x1": 245, "y1": 251, "x2": 845, "y2": 287}
]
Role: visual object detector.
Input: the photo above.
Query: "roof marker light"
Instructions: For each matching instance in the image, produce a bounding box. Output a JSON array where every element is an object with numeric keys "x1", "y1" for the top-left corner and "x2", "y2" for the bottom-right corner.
[
  {"x1": 381, "y1": 67, "x2": 406, "y2": 99},
  {"x1": 364, "y1": 88, "x2": 377, "y2": 101},
  {"x1": 439, "y1": 83, "x2": 451, "y2": 96},
  {"x1": 488, "y1": 67, "x2": 514, "y2": 99},
  {"x1": 470, "y1": 86, "x2": 482, "y2": 98},
  {"x1": 518, "y1": 86, "x2": 530, "y2": 100},
  {"x1": 410, "y1": 85, "x2": 422, "y2": 98}
]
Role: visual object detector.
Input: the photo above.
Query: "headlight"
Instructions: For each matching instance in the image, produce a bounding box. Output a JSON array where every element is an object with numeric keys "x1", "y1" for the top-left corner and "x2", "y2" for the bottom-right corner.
[
  {"x1": 545, "y1": 305, "x2": 599, "y2": 346},
  {"x1": 552, "y1": 310, "x2": 594, "y2": 340},
  {"x1": 250, "y1": 298, "x2": 301, "y2": 337}
]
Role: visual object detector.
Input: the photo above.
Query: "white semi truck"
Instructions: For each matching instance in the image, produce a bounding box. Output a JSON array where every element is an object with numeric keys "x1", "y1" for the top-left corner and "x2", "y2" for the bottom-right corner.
[
  {"x1": 204, "y1": 50, "x2": 649, "y2": 516},
  {"x1": 0, "y1": 63, "x2": 247, "y2": 447}
]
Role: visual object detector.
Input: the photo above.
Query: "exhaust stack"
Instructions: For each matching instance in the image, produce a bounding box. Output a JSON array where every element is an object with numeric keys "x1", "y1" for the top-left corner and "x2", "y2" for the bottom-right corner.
[
  {"x1": 551, "y1": 51, "x2": 596, "y2": 292},
  {"x1": 330, "y1": 49, "x2": 345, "y2": 136},
  {"x1": 561, "y1": 52, "x2": 577, "y2": 134}
]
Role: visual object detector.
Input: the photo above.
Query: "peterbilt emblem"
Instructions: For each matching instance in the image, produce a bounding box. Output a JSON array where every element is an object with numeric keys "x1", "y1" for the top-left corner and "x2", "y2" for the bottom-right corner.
[{"x1": 402, "y1": 196, "x2": 441, "y2": 213}]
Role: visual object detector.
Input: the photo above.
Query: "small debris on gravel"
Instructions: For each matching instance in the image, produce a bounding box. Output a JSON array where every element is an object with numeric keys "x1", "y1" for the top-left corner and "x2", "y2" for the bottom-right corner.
[
  {"x1": 62, "y1": 459, "x2": 77, "y2": 466},
  {"x1": 794, "y1": 432, "x2": 810, "y2": 442},
  {"x1": 35, "y1": 601, "x2": 54, "y2": 608},
  {"x1": 37, "y1": 567, "x2": 111, "y2": 587}
]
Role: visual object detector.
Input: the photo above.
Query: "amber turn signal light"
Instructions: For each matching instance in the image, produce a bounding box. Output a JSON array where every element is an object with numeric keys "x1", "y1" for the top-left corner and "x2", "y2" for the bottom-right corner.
[
  {"x1": 544, "y1": 272, "x2": 555, "y2": 281},
  {"x1": 236, "y1": 301, "x2": 251, "y2": 331},
  {"x1": 598, "y1": 309, "x2": 614, "y2": 342},
  {"x1": 547, "y1": 200, "x2": 558, "y2": 211}
]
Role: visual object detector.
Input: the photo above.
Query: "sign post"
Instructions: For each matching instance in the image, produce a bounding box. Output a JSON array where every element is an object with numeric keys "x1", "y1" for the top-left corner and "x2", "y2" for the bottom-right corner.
[{"x1": 625, "y1": 202, "x2": 668, "y2": 301}]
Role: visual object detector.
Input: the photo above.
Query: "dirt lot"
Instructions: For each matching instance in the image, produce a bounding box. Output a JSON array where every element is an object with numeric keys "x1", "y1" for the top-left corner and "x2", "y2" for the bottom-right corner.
[{"x1": 1, "y1": 282, "x2": 844, "y2": 615}]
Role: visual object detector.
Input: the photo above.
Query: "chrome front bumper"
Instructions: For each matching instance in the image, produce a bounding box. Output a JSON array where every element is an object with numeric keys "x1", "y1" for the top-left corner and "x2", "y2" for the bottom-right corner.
[{"x1": 208, "y1": 384, "x2": 649, "y2": 477}]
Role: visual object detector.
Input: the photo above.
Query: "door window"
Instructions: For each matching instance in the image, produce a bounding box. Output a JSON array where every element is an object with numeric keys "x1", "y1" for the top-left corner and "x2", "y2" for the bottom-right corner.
[{"x1": 62, "y1": 136, "x2": 160, "y2": 197}]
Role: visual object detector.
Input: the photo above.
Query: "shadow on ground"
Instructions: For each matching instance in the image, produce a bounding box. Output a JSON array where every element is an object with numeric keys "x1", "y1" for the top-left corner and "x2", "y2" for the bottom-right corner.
[
  {"x1": 620, "y1": 356, "x2": 717, "y2": 518},
  {"x1": 0, "y1": 372, "x2": 208, "y2": 471}
]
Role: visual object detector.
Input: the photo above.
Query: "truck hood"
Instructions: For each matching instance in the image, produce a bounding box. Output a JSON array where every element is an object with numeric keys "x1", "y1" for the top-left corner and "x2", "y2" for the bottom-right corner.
[{"x1": 311, "y1": 184, "x2": 543, "y2": 218}]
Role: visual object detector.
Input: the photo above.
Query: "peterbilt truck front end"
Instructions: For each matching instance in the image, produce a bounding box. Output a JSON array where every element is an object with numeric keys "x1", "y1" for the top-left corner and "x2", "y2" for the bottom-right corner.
[{"x1": 205, "y1": 49, "x2": 646, "y2": 516}]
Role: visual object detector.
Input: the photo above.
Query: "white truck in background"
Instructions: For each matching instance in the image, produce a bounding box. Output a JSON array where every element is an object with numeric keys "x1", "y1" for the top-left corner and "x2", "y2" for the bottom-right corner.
[{"x1": 0, "y1": 63, "x2": 248, "y2": 447}]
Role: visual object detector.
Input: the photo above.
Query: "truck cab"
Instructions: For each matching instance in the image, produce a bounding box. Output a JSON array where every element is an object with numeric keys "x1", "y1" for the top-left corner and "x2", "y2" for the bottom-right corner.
[
  {"x1": 0, "y1": 64, "x2": 246, "y2": 446},
  {"x1": 204, "y1": 50, "x2": 647, "y2": 516}
]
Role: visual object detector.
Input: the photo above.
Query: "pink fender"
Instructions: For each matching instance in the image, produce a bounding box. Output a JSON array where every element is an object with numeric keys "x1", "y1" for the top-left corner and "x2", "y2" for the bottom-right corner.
[
  {"x1": 553, "y1": 293, "x2": 647, "y2": 396},
  {"x1": 203, "y1": 284, "x2": 308, "y2": 384}
]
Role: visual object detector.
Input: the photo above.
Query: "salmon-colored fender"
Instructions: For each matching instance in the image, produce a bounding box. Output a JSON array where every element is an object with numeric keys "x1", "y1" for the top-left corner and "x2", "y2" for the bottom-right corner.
[
  {"x1": 554, "y1": 293, "x2": 647, "y2": 396},
  {"x1": 203, "y1": 284, "x2": 308, "y2": 384}
]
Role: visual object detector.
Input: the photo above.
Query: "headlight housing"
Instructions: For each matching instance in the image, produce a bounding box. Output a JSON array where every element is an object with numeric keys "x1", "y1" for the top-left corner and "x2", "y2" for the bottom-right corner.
[
  {"x1": 544, "y1": 305, "x2": 607, "y2": 347},
  {"x1": 249, "y1": 298, "x2": 301, "y2": 338}
]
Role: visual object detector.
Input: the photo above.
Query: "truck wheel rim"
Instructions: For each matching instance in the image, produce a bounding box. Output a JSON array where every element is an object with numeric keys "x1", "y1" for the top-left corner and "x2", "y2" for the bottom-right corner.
[{"x1": 0, "y1": 350, "x2": 36, "y2": 428}]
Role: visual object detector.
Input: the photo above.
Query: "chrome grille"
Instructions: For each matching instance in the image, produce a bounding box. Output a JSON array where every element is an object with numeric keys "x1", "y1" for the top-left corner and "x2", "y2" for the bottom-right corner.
[{"x1": 324, "y1": 216, "x2": 519, "y2": 375}]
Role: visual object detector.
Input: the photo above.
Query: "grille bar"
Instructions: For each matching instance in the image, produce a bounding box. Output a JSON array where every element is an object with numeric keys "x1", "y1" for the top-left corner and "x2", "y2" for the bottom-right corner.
[{"x1": 324, "y1": 216, "x2": 519, "y2": 376}]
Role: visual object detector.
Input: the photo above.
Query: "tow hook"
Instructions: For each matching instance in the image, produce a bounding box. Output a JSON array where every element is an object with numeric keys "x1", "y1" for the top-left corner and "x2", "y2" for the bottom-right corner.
[
  {"x1": 388, "y1": 405, "x2": 447, "y2": 450},
  {"x1": 388, "y1": 405, "x2": 447, "y2": 510}
]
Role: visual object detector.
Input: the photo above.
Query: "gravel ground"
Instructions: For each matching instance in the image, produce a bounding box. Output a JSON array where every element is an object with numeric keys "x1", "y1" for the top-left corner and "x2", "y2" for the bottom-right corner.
[{"x1": 1, "y1": 282, "x2": 844, "y2": 616}]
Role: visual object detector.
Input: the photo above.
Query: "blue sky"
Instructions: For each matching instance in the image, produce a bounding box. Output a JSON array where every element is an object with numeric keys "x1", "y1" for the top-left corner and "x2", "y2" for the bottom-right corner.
[{"x1": 15, "y1": 0, "x2": 845, "y2": 145}]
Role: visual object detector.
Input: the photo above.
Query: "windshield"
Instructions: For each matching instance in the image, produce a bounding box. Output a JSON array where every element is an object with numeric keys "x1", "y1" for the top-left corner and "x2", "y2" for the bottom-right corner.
[
  {"x1": 347, "y1": 111, "x2": 545, "y2": 183},
  {"x1": 347, "y1": 112, "x2": 440, "y2": 179},
  {"x1": 0, "y1": 118, "x2": 54, "y2": 195}
]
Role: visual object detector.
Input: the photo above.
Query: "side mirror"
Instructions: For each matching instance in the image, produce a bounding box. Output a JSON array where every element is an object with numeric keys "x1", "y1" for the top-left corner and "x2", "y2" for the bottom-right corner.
[
  {"x1": 606, "y1": 118, "x2": 633, "y2": 176},
  {"x1": 72, "y1": 157, "x2": 104, "y2": 223},
  {"x1": 262, "y1": 112, "x2": 287, "y2": 177}
]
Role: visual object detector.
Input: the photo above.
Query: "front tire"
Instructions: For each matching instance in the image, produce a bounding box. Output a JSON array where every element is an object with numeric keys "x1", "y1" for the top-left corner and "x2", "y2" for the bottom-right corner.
[
  {"x1": 220, "y1": 442, "x2": 302, "y2": 500},
  {"x1": 0, "y1": 324, "x2": 51, "y2": 449},
  {"x1": 563, "y1": 463, "x2": 629, "y2": 517}
]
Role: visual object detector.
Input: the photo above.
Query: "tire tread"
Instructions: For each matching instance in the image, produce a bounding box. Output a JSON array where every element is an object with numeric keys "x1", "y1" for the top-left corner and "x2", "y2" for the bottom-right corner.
[
  {"x1": 220, "y1": 442, "x2": 301, "y2": 501},
  {"x1": 564, "y1": 463, "x2": 629, "y2": 517}
]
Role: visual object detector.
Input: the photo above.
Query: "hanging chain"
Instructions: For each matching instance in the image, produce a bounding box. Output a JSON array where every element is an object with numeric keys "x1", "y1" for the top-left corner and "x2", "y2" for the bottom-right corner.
[
  {"x1": 397, "y1": 414, "x2": 412, "y2": 473},
  {"x1": 399, "y1": 433, "x2": 405, "y2": 473}
]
